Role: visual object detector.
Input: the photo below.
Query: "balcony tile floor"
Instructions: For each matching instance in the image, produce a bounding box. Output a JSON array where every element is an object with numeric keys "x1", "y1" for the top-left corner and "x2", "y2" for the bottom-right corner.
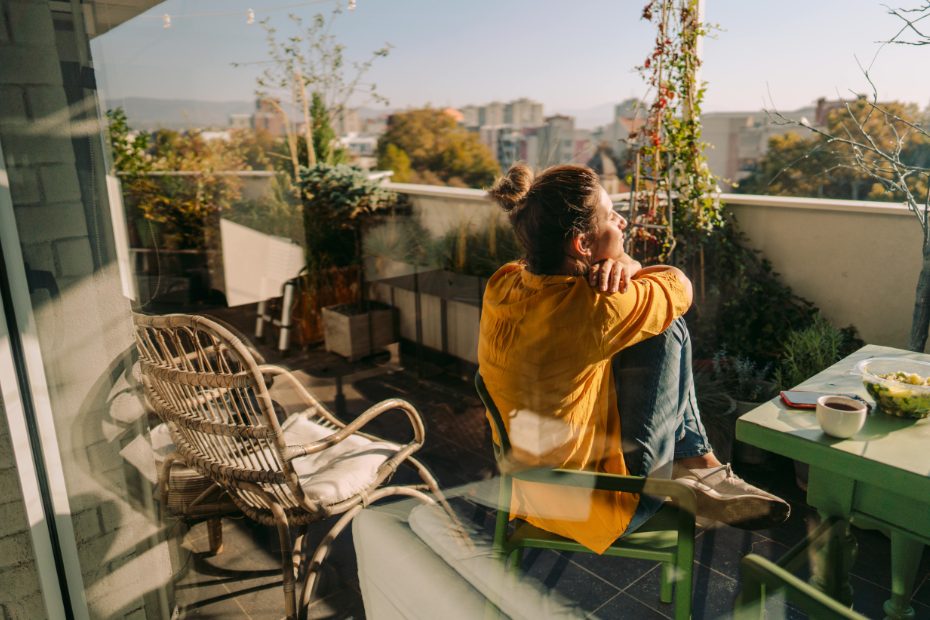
[{"x1": 169, "y1": 308, "x2": 930, "y2": 619}]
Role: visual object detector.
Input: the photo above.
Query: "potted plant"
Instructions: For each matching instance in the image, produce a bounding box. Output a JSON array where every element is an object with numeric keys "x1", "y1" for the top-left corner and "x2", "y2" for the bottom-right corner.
[
  {"x1": 711, "y1": 351, "x2": 779, "y2": 465},
  {"x1": 774, "y1": 314, "x2": 862, "y2": 392},
  {"x1": 298, "y1": 163, "x2": 399, "y2": 358},
  {"x1": 775, "y1": 315, "x2": 863, "y2": 489}
]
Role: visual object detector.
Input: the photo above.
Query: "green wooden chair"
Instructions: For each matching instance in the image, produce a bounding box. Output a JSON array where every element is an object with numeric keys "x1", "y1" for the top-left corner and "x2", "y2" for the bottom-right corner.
[
  {"x1": 475, "y1": 373, "x2": 698, "y2": 620},
  {"x1": 735, "y1": 554, "x2": 867, "y2": 620},
  {"x1": 734, "y1": 517, "x2": 867, "y2": 620}
]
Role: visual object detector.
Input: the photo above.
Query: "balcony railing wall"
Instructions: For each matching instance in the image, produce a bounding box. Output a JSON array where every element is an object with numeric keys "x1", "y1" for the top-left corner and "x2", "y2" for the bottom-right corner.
[
  {"x1": 380, "y1": 185, "x2": 918, "y2": 351},
  {"x1": 722, "y1": 193, "x2": 916, "y2": 349}
]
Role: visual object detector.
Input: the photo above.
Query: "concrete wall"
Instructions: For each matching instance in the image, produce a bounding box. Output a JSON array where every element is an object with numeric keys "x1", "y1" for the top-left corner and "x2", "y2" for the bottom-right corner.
[
  {"x1": 724, "y1": 193, "x2": 919, "y2": 349},
  {"x1": 388, "y1": 184, "x2": 922, "y2": 351},
  {"x1": 0, "y1": 1, "x2": 174, "y2": 617},
  {"x1": 385, "y1": 182, "x2": 505, "y2": 240}
]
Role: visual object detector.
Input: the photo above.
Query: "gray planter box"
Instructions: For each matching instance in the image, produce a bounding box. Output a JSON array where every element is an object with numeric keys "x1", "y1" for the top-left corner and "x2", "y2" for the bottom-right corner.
[
  {"x1": 369, "y1": 270, "x2": 485, "y2": 364},
  {"x1": 322, "y1": 302, "x2": 398, "y2": 362}
]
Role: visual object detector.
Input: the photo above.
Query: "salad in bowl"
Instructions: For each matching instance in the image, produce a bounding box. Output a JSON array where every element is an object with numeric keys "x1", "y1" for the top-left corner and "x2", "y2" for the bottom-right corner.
[{"x1": 856, "y1": 357, "x2": 930, "y2": 419}]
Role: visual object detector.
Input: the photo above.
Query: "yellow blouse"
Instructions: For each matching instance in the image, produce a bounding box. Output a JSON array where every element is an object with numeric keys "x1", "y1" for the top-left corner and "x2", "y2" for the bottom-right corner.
[{"x1": 477, "y1": 262, "x2": 691, "y2": 553}]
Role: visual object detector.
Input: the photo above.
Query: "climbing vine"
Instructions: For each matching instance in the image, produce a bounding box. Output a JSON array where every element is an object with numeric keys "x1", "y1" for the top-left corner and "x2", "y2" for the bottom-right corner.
[{"x1": 630, "y1": 0, "x2": 723, "y2": 265}]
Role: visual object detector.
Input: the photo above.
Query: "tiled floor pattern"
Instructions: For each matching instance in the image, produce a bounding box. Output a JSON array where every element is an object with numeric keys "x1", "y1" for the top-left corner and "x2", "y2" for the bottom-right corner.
[
  {"x1": 168, "y1": 309, "x2": 930, "y2": 618},
  {"x1": 173, "y1": 478, "x2": 930, "y2": 619}
]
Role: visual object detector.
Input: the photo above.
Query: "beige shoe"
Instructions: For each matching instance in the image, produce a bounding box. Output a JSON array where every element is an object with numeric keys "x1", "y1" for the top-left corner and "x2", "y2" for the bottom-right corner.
[{"x1": 672, "y1": 463, "x2": 791, "y2": 529}]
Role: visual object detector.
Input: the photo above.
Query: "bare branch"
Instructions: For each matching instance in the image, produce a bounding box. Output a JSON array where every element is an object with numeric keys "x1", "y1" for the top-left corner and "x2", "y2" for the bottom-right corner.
[{"x1": 882, "y1": 2, "x2": 930, "y2": 45}]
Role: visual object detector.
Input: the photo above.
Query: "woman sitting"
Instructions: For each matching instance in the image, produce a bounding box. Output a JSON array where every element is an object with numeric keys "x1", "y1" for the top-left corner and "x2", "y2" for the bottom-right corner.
[{"x1": 478, "y1": 163, "x2": 789, "y2": 554}]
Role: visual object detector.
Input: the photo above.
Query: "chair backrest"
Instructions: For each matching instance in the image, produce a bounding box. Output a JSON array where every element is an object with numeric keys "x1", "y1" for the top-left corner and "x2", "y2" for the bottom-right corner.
[
  {"x1": 474, "y1": 372, "x2": 510, "y2": 462},
  {"x1": 474, "y1": 371, "x2": 518, "y2": 547},
  {"x1": 132, "y1": 312, "x2": 310, "y2": 514}
]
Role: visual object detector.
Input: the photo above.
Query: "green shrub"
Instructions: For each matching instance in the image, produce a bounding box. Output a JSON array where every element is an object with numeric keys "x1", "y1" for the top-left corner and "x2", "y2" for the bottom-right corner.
[
  {"x1": 774, "y1": 314, "x2": 863, "y2": 389},
  {"x1": 711, "y1": 349, "x2": 776, "y2": 401},
  {"x1": 686, "y1": 217, "x2": 817, "y2": 365},
  {"x1": 299, "y1": 164, "x2": 397, "y2": 284},
  {"x1": 225, "y1": 174, "x2": 304, "y2": 244},
  {"x1": 432, "y1": 219, "x2": 523, "y2": 278},
  {"x1": 362, "y1": 216, "x2": 435, "y2": 268}
]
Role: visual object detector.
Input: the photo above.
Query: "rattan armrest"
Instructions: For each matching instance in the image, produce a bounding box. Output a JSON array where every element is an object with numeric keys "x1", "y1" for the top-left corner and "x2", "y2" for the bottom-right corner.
[
  {"x1": 258, "y1": 364, "x2": 344, "y2": 427},
  {"x1": 282, "y1": 398, "x2": 427, "y2": 461},
  {"x1": 512, "y1": 468, "x2": 697, "y2": 514}
]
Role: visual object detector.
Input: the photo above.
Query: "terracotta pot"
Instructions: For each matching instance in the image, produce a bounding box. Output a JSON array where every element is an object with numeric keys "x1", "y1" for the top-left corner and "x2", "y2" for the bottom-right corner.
[{"x1": 293, "y1": 266, "x2": 361, "y2": 345}]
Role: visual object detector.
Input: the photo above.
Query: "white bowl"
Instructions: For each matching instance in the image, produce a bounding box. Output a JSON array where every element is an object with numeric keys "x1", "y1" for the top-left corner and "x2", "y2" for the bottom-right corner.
[{"x1": 816, "y1": 395, "x2": 867, "y2": 439}]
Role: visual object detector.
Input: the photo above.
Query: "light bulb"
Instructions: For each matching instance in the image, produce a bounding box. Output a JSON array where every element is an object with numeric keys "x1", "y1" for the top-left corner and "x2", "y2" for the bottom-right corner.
[
  {"x1": 162, "y1": 13, "x2": 171, "y2": 29},
  {"x1": 348, "y1": 0, "x2": 357, "y2": 10},
  {"x1": 247, "y1": 8, "x2": 255, "y2": 24}
]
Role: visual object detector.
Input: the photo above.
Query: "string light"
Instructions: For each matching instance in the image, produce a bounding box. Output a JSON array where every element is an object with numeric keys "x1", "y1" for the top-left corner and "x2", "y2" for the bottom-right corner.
[
  {"x1": 162, "y1": 13, "x2": 171, "y2": 29},
  {"x1": 142, "y1": 0, "x2": 336, "y2": 23},
  {"x1": 247, "y1": 8, "x2": 255, "y2": 24}
]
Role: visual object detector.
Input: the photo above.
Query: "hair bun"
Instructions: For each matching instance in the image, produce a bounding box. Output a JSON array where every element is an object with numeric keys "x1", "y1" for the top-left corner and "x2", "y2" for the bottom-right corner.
[{"x1": 487, "y1": 164, "x2": 533, "y2": 213}]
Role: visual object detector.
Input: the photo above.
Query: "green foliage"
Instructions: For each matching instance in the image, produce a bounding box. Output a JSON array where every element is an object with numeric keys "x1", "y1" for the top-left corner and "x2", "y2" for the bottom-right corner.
[
  {"x1": 377, "y1": 108, "x2": 500, "y2": 188},
  {"x1": 299, "y1": 164, "x2": 397, "y2": 287},
  {"x1": 693, "y1": 367, "x2": 734, "y2": 418},
  {"x1": 738, "y1": 99, "x2": 930, "y2": 201},
  {"x1": 310, "y1": 92, "x2": 348, "y2": 166},
  {"x1": 363, "y1": 216, "x2": 434, "y2": 267},
  {"x1": 379, "y1": 143, "x2": 412, "y2": 182},
  {"x1": 363, "y1": 212, "x2": 521, "y2": 278},
  {"x1": 774, "y1": 314, "x2": 863, "y2": 390},
  {"x1": 687, "y1": 217, "x2": 817, "y2": 364},
  {"x1": 634, "y1": 0, "x2": 724, "y2": 264},
  {"x1": 107, "y1": 108, "x2": 151, "y2": 176},
  {"x1": 227, "y1": 127, "x2": 275, "y2": 171},
  {"x1": 711, "y1": 350, "x2": 776, "y2": 402},
  {"x1": 631, "y1": 1, "x2": 860, "y2": 367},
  {"x1": 224, "y1": 173, "x2": 304, "y2": 244},
  {"x1": 107, "y1": 111, "x2": 246, "y2": 250},
  {"x1": 432, "y1": 219, "x2": 523, "y2": 277}
]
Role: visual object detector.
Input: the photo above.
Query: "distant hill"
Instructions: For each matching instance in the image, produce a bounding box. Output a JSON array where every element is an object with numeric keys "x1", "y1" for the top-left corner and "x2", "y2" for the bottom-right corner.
[
  {"x1": 102, "y1": 96, "x2": 394, "y2": 130},
  {"x1": 102, "y1": 97, "x2": 255, "y2": 130}
]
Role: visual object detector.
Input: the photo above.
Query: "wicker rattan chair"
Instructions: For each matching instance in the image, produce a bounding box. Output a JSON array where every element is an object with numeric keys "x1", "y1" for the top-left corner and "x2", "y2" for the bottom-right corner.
[
  {"x1": 156, "y1": 447, "x2": 239, "y2": 554},
  {"x1": 133, "y1": 312, "x2": 447, "y2": 619}
]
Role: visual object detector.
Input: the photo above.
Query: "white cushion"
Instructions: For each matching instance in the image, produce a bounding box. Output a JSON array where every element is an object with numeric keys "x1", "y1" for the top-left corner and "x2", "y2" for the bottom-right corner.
[
  {"x1": 353, "y1": 500, "x2": 492, "y2": 620},
  {"x1": 408, "y1": 502, "x2": 587, "y2": 619},
  {"x1": 130, "y1": 417, "x2": 399, "y2": 506},
  {"x1": 282, "y1": 414, "x2": 400, "y2": 505}
]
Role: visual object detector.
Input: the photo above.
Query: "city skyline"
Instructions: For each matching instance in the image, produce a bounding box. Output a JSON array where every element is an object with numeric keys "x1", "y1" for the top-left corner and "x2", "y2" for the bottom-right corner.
[{"x1": 91, "y1": 0, "x2": 930, "y2": 122}]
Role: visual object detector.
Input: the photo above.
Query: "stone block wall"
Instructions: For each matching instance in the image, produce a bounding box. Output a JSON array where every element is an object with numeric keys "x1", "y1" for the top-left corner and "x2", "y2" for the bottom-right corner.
[
  {"x1": 0, "y1": 400, "x2": 46, "y2": 619},
  {"x1": 0, "y1": 1, "x2": 175, "y2": 618}
]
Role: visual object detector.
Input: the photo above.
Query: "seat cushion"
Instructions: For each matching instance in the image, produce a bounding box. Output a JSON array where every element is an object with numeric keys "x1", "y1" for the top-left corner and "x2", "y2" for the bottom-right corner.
[
  {"x1": 282, "y1": 413, "x2": 401, "y2": 505},
  {"x1": 353, "y1": 499, "x2": 494, "y2": 620},
  {"x1": 408, "y1": 501, "x2": 586, "y2": 619}
]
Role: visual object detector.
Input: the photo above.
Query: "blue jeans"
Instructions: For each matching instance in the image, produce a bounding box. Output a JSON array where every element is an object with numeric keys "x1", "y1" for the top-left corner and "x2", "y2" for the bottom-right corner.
[{"x1": 614, "y1": 317, "x2": 712, "y2": 537}]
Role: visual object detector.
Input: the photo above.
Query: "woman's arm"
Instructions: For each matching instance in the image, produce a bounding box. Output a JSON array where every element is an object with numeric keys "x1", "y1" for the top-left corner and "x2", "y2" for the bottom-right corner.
[{"x1": 634, "y1": 265, "x2": 693, "y2": 306}]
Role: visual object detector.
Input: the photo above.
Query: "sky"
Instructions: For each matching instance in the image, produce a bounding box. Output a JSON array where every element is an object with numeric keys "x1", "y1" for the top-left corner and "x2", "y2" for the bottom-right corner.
[{"x1": 90, "y1": 0, "x2": 930, "y2": 124}]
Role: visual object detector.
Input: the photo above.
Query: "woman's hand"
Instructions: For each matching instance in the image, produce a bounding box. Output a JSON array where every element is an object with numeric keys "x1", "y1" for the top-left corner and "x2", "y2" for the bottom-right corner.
[{"x1": 588, "y1": 255, "x2": 642, "y2": 294}]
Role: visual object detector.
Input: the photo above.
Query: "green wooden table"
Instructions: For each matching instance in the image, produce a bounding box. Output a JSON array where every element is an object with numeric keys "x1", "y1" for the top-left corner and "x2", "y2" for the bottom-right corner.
[{"x1": 736, "y1": 344, "x2": 930, "y2": 620}]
